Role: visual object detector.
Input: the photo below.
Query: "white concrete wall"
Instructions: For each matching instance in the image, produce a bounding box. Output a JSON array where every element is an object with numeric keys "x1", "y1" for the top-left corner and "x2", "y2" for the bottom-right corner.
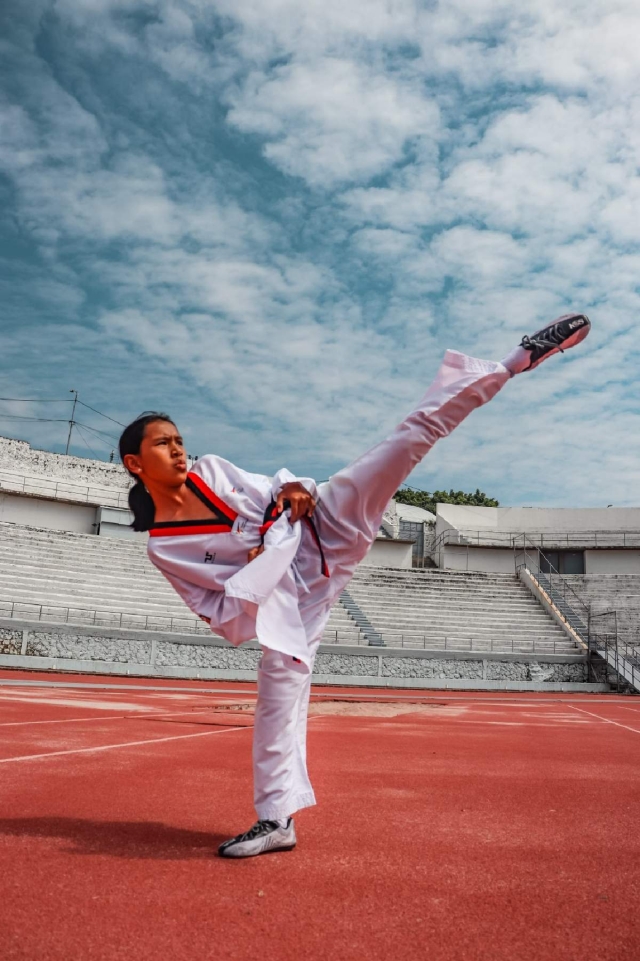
[
  {"x1": 441, "y1": 544, "x2": 640, "y2": 575},
  {"x1": 585, "y1": 550, "x2": 640, "y2": 575},
  {"x1": 361, "y1": 539, "x2": 414, "y2": 569},
  {"x1": 442, "y1": 546, "x2": 516, "y2": 573},
  {"x1": 437, "y1": 504, "x2": 640, "y2": 535},
  {"x1": 96, "y1": 506, "x2": 148, "y2": 541},
  {"x1": 0, "y1": 436, "x2": 129, "y2": 490},
  {"x1": 0, "y1": 493, "x2": 97, "y2": 534}
]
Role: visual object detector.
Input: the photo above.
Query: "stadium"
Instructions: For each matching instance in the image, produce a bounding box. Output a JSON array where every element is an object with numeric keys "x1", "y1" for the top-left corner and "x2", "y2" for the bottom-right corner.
[
  {"x1": 2, "y1": 1, "x2": 640, "y2": 958},
  {"x1": 0, "y1": 433, "x2": 638, "y2": 959}
]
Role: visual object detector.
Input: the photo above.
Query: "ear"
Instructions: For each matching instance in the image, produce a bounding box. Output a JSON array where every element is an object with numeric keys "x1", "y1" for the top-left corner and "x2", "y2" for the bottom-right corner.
[{"x1": 123, "y1": 453, "x2": 143, "y2": 476}]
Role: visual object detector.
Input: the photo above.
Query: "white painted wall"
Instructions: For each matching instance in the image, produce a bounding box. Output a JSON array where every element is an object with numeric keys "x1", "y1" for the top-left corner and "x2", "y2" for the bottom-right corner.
[
  {"x1": 441, "y1": 544, "x2": 640, "y2": 575},
  {"x1": 361, "y1": 539, "x2": 414, "y2": 569},
  {"x1": 0, "y1": 436, "x2": 129, "y2": 490},
  {"x1": 437, "y1": 504, "x2": 640, "y2": 536},
  {"x1": 585, "y1": 550, "x2": 640, "y2": 575},
  {"x1": 96, "y1": 506, "x2": 148, "y2": 541},
  {"x1": 442, "y1": 545, "x2": 516, "y2": 573},
  {"x1": 0, "y1": 493, "x2": 97, "y2": 534}
]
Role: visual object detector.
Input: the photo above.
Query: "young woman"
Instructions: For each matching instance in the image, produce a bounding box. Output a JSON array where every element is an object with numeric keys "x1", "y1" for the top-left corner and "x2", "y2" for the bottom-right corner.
[{"x1": 119, "y1": 313, "x2": 590, "y2": 858}]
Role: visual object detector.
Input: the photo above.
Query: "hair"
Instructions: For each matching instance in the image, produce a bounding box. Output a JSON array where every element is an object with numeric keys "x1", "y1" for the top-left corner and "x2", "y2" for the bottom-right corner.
[{"x1": 118, "y1": 411, "x2": 175, "y2": 532}]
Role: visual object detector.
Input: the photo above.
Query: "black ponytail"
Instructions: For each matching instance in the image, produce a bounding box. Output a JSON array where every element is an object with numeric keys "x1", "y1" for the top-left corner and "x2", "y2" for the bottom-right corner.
[
  {"x1": 118, "y1": 411, "x2": 174, "y2": 532},
  {"x1": 127, "y1": 478, "x2": 156, "y2": 533}
]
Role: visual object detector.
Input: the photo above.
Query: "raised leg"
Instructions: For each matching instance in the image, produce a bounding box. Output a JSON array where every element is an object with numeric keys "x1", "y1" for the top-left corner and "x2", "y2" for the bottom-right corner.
[{"x1": 301, "y1": 349, "x2": 510, "y2": 599}]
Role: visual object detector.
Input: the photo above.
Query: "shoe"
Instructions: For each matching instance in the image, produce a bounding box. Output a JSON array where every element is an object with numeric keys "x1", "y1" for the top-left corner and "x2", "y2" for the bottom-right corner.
[
  {"x1": 520, "y1": 313, "x2": 591, "y2": 370},
  {"x1": 218, "y1": 818, "x2": 297, "y2": 858}
]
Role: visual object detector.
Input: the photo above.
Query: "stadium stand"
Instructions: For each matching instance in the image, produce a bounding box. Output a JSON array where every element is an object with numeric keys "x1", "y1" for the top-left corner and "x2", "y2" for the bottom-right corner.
[
  {"x1": 566, "y1": 574, "x2": 640, "y2": 641},
  {"x1": 0, "y1": 522, "x2": 363, "y2": 644},
  {"x1": 345, "y1": 566, "x2": 578, "y2": 653},
  {"x1": 0, "y1": 521, "x2": 576, "y2": 654}
]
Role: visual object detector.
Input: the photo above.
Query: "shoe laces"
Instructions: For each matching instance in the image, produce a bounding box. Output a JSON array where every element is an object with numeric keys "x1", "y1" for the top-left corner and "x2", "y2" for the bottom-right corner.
[
  {"x1": 521, "y1": 333, "x2": 564, "y2": 354},
  {"x1": 238, "y1": 819, "x2": 278, "y2": 842}
]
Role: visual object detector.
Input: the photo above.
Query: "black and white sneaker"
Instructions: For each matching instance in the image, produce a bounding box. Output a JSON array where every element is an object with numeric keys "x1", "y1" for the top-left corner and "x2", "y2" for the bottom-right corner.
[
  {"x1": 218, "y1": 818, "x2": 296, "y2": 859},
  {"x1": 520, "y1": 313, "x2": 591, "y2": 371}
]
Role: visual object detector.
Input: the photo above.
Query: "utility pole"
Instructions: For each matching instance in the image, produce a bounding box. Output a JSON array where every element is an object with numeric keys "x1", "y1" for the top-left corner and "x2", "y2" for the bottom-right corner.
[{"x1": 65, "y1": 389, "x2": 78, "y2": 455}]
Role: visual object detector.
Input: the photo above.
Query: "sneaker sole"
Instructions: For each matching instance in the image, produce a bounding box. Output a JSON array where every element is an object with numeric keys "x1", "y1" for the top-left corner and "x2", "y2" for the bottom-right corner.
[{"x1": 217, "y1": 842, "x2": 297, "y2": 859}]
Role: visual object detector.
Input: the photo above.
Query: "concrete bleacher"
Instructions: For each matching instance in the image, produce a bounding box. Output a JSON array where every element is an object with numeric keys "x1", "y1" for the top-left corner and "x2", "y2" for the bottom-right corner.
[
  {"x1": 0, "y1": 522, "x2": 578, "y2": 654},
  {"x1": 566, "y1": 575, "x2": 640, "y2": 641},
  {"x1": 346, "y1": 567, "x2": 578, "y2": 653},
  {"x1": 0, "y1": 523, "x2": 362, "y2": 644}
]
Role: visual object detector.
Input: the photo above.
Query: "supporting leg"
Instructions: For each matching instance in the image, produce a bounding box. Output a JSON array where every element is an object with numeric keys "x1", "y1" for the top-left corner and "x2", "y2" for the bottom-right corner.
[{"x1": 252, "y1": 644, "x2": 318, "y2": 821}]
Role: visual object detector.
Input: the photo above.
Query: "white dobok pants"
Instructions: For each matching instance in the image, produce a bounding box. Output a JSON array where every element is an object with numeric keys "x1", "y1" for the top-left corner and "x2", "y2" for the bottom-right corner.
[{"x1": 252, "y1": 350, "x2": 511, "y2": 821}]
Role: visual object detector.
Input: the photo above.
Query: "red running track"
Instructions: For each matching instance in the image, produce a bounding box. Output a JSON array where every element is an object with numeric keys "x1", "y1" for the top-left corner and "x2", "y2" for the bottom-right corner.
[{"x1": 0, "y1": 671, "x2": 638, "y2": 961}]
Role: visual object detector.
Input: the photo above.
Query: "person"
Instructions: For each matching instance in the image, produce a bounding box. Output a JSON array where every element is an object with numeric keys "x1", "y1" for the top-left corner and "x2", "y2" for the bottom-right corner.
[{"x1": 118, "y1": 313, "x2": 591, "y2": 858}]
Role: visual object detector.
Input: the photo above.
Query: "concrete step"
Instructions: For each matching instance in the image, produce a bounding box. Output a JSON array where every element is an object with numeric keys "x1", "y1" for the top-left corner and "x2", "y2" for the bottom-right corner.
[
  {"x1": 347, "y1": 598, "x2": 563, "y2": 618},
  {"x1": 0, "y1": 582, "x2": 560, "y2": 623}
]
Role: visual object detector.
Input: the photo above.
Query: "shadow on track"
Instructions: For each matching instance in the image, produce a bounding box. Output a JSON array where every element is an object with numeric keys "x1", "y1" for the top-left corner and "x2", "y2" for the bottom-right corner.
[{"x1": 0, "y1": 817, "x2": 229, "y2": 858}]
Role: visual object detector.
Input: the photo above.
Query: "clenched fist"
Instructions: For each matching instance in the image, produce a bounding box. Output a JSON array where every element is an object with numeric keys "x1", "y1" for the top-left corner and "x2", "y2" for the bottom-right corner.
[{"x1": 276, "y1": 481, "x2": 316, "y2": 523}]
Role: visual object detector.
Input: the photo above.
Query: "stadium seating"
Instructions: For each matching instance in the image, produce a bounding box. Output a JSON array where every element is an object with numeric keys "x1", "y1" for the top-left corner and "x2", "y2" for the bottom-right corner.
[
  {"x1": 345, "y1": 566, "x2": 577, "y2": 652},
  {"x1": 0, "y1": 522, "x2": 362, "y2": 644},
  {"x1": 565, "y1": 574, "x2": 640, "y2": 641},
  {"x1": 0, "y1": 522, "x2": 578, "y2": 652}
]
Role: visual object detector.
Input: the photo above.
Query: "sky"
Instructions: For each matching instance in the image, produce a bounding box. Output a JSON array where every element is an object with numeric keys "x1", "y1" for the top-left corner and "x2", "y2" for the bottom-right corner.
[{"x1": 0, "y1": 0, "x2": 639, "y2": 506}]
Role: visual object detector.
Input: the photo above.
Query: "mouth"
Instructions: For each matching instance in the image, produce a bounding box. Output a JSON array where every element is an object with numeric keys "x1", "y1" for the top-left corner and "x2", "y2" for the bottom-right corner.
[{"x1": 174, "y1": 462, "x2": 187, "y2": 472}]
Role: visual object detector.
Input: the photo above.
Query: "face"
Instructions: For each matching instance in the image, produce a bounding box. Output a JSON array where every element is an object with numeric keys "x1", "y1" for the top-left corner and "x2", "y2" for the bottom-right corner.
[{"x1": 124, "y1": 421, "x2": 188, "y2": 489}]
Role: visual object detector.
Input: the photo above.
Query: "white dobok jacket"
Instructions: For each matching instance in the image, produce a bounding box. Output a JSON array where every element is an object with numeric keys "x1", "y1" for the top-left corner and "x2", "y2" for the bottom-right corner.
[{"x1": 146, "y1": 455, "x2": 328, "y2": 674}]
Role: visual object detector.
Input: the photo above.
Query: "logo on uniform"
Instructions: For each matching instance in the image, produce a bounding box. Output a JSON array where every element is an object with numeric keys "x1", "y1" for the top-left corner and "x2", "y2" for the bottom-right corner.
[{"x1": 204, "y1": 552, "x2": 216, "y2": 564}]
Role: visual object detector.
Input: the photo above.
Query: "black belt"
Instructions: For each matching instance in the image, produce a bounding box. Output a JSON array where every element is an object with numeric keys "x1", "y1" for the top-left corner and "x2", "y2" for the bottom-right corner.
[{"x1": 259, "y1": 499, "x2": 329, "y2": 578}]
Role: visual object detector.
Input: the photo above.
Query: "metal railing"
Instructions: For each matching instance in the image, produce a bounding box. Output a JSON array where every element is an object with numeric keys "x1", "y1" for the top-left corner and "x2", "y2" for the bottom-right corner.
[
  {"x1": 586, "y1": 611, "x2": 640, "y2": 692},
  {"x1": 0, "y1": 599, "x2": 577, "y2": 654},
  {"x1": 432, "y1": 526, "x2": 640, "y2": 569},
  {"x1": 325, "y1": 633, "x2": 577, "y2": 653},
  {"x1": 514, "y1": 536, "x2": 639, "y2": 692},
  {"x1": 0, "y1": 468, "x2": 130, "y2": 510},
  {"x1": 0, "y1": 599, "x2": 211, "y2": 635},
  {"x1": 514, "y1": 535, "x2": 591, "y2": 638}
]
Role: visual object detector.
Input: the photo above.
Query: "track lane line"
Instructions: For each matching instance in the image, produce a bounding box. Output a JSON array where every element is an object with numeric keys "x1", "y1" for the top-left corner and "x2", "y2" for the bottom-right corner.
[
  {"x1": 566, "y1": 705, "x2": 640, "y2": 734},
  {"x1": 0, "y1": 706, "x2": 254, "y2": 728},
  {"x1": 0, "y1": 724, "x2": 252, "y2": 764}
]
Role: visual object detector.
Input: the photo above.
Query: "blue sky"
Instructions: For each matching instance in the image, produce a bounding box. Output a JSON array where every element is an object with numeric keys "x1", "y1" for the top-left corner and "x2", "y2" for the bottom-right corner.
[{"x1": 1, "y1": 0, "x2": 639, "y2": 506}]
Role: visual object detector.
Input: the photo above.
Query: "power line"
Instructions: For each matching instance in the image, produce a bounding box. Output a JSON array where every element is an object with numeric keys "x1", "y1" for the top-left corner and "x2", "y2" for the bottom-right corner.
[
  {"x1": 75, "y1": 421, "x2": 119, "y2": 445},
  {"x1": 0, "y1": 396, "x2": 125, "y2": 428},
  {"x1": 0, "y1": 397, "x2": 72, "y2": 403},
  {"x1": 74, "y1": 424, "x2": 100, "y2": 459},
  {"x1": 0, "y1": 415, "x2": 70, "y2": 423},
  {"x1": 76, "y1": 400, "x2": 125, "y2": 428}
]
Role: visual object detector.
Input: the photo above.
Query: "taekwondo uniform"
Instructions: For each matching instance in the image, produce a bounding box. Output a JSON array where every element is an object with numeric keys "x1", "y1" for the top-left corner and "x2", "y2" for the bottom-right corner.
[{"x1": 147, "y1": 350, "x2": 511, "y2": 821}]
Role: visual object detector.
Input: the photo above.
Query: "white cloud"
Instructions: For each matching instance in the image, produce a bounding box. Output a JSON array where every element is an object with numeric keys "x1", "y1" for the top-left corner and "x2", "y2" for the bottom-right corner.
[
  {"x1": 225, "y1": 57, "x2": 440, "y2": 188},
  {"x1": 2, "y1": 0, "x2": 640, "y2": 504}
]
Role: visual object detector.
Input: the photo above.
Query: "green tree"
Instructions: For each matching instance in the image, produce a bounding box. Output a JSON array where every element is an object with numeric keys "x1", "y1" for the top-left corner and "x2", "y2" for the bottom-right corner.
[{"x1": 394, "y1": 487, "x2": 499, "y2": 517}]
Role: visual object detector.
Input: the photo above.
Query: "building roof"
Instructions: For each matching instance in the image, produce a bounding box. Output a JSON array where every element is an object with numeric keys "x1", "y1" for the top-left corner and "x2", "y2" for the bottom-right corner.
[{"x1": 395, "y1": 502, "x2": 436, "y2": 524}]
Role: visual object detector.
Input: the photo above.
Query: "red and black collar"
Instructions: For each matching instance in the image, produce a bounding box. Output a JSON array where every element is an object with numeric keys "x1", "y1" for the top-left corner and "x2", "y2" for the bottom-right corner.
[{"x1": 149, "y1": 473, "x2": 238, "y2": 538}]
